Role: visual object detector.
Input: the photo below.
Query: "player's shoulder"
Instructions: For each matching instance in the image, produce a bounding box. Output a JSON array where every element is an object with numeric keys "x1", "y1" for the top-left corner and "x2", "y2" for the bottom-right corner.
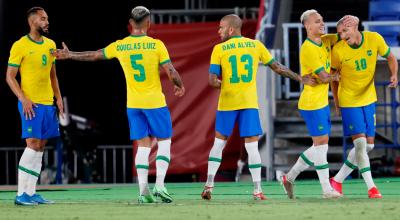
[
  {"x1": 43, "y1": 36, "x2": 56, "y2": 46},
  {"x1": 12, "y1": 35, "x2": 28, "y2": 47},
  {"x1": 332, "y1": 39, "x2": 346, "y2": 50},
  {"x1": 300, "y1": 39, "x2": 315, "y2": 52},
  {"x1": 363, "y1": 31, "x2": 382, "y2": 40}
]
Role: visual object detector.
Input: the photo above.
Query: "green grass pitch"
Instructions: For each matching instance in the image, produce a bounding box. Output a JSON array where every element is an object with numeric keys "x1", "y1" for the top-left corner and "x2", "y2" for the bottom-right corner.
[{"x1": 1, "y1": 178, "x2": 400, "y2": 220}]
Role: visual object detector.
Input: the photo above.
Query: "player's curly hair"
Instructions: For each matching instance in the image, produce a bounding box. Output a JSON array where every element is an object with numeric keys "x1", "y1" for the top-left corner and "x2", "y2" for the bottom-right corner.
[{"x1": 131, "y1": 6, "x2": 150, "y2": 23}]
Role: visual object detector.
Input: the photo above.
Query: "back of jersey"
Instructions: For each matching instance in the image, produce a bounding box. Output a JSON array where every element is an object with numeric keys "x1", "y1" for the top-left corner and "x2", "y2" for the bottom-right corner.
[
  {"x1": 103, "y1": 35, "x2": 171, "y2": 109},
  {"x1": 209, "y1": 36, "x2": 274, "y2": 111}
]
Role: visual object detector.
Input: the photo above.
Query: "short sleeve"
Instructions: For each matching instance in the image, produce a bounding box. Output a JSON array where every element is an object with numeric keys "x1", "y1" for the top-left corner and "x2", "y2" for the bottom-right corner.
[
  {"x1": 102, "y1": 41, "x2": 118, "y2": 59},
  {"x1": 50, "y1": 40, "x2": 57, "y2": 64},
  {"x1": 8, "y1": 41, "x2": 23, "y2": 67},
  {"x1": 375, "y1": 32, "x2": 390, "y2": 58},
  {"x1": 300, "y1": 45, "x2": 325, "y2": 74},
  {"x1": 257, "y1": 40, "x2": 275, "y2": 65},
  {"x1": 209, "y1": 45, "x2": 221, "y2": 76},
  {"x1": 158, "y1": 40, "x2": 171, "y2": 65}
]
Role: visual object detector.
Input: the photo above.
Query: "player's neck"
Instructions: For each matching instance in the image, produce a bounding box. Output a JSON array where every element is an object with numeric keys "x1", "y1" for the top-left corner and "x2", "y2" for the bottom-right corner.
[
  {"x1": 28, "y1": 31, "x2": 43, "y2": 42},
  {"x1": 131, "y1": 29, "x2": 147, "y2": 36},
  {"x1": 354, "y1": 31, "x2": 362, "y2": 46},
  {"x1": 307, "y1": 34, "x2": 321, "y2": 45}
]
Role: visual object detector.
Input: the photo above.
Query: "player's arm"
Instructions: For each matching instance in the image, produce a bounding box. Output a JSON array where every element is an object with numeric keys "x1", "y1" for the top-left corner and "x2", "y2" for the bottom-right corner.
[
  {"x1": 317, "y1": 70, "x2": 340, "y2": 83},
  {"x1": 385, "y1": 52, "x2": 398, "y2": 88},
  {"x1": 161, "y1": 62, "x2": 185, "y2": 97},
  {"x1": 268, "y1": 61, "x2": 316, "y2": 86},
  {"x1": 50, "y1": 64, "x2": 64, "y2": 117},
  {"x1": 208, "y1": 74, "x2": 221, "y2": 89},
  {"x1": 330, "y1": 69, "x2": 340, "y2": 116},
  {"x1": 5, "y1": 66, "x2": 37, "y2": 120},
  {"x1": 54, "y1": 42, "x2": 105, "y2": 61}
]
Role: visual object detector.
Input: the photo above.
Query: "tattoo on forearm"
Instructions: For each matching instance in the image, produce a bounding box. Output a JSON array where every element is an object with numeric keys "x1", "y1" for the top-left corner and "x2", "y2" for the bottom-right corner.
[
  {"x1": 271, "y1": 62, "x2": 300, "y2": 82},
  {"x1": 169, "y1": 65, "x2": 183, "y2": 88},
  {"x1": 70, "y1": 51, "x2": 101, "y2": 61}
]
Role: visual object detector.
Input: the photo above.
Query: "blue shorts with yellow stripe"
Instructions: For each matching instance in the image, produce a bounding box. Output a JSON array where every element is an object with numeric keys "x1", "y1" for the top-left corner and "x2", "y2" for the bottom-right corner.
[
  {"x1": 341, "y1": 103, "x2": 376, "y2": 137},
  {"x1": 299, "y1": 105, "x2": 331, "y2": 136}
]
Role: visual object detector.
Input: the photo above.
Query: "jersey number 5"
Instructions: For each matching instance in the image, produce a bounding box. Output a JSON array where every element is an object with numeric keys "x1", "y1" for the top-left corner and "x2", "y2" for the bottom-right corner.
[
  {"x1": 130, "y1": 54, "x2": 146, "y2": 82},
  {"x1": 229, "y1": 54, "x2": 253, "y2": 83}
]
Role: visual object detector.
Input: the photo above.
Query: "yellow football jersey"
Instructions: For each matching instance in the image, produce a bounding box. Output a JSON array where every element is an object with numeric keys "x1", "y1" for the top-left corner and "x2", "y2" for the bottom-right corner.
[
  {"x1": 8, "y1": 35, "x2": 56, "y2": 105},
  {"x1": 209, "y1": 36, "x2": 274, "y2": 111},
  {"x1": 331, "y1": 31, "x2": 390, "y2": 107},
  {"x1": 103, "y1": 35, "x2": 171, "y2": 109},
  {"x1": 298, "y1": 34, "x2": 339, "y2": 110}
]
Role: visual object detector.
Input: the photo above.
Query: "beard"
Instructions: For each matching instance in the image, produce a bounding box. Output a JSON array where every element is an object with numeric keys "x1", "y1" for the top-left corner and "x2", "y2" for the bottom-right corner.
[{"x1": 38, "y1": 26, "x2": 49, "y2": 36}]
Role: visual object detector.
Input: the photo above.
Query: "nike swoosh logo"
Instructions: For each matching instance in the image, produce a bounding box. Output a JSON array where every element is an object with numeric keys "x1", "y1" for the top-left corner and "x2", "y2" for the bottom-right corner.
[{"x1": 344, "y1": 58, "x2": 352, "y2": 62}]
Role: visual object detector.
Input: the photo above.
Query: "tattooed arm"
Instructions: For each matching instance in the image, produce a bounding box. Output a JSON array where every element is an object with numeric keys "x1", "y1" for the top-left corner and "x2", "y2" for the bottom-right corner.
[
  {"x1": 161, "y1": 62, "x2": 185, "y2": 97},
  {"x1": 268, "y1": 61, "x2": 317, "y2": 86},
  {"x1": 53, "y1": 42, "x2": 105, "y2": 61}
]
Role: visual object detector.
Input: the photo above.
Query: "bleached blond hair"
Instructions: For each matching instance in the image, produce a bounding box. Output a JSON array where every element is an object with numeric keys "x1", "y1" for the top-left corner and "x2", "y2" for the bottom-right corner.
[{"x1": 300, "y1": 9, "x2": 318, "y2": 25}]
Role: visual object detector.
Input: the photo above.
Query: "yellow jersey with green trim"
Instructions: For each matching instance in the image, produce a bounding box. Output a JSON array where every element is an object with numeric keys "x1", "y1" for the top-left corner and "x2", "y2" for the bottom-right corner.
[
  {"x1": 209, "y1": 36, "x2": 274, "y2": 111},
  {"x1": 331, "y1": 31, "x2": 390, "y2": 107},
  {"x1": 103, "y1": 35, "x2": 171, "y2": 109},
  {"x1": 298, "y1": 34, "x2": 339, "y2": 110},
  {"x1": 8, "y1": 35, "x2": 56, "y2": 105}
]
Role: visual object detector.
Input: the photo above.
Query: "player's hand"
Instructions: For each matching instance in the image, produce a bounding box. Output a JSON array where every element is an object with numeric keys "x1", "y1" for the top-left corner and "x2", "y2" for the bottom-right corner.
[
  {"x1": 388, "y1": 74, "x2": 398, "y2": 88},
  {"x1": 54, "y1": 42, "x2": 71, "y2": 60},
  {"x1": 335, "y1": 106, "x2": 341, "y2": 116},
  {"x1": 56, "y1": 98, "x2": 65, "y2": 119},
  {"x1": 20, "y1": 97, "x2": 37, "y2": 120},
  {"x1": 174, "y1": 85, "x2": 185, "y2": 97},
  {"x1": 332, "y1": 72, "x2": 341, "y2": 82},
  {"x1": 301, "y1": 73, "x2": 317, "y2": 86},
  {"x1": 342, "y1": 15, "x2": 359, "y2": 27}
]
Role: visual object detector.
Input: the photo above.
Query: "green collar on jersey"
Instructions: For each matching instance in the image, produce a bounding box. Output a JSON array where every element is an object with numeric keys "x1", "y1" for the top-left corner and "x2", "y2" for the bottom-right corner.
[
  {"x1": 130, "y1": 34, "x2": 147, "y2": 38},
  {"x1": 26, "y1": 34, "x2": 44, "y2": 45},
  {"x1": 230, "y1": 36, "x2": 243, "y2": 39},
  {"x1": 306, "y1": 38, "x2": 322, "y2": 47},
  {"x1": 349, "y1": 32, "x2": 364, "y2": 49}
]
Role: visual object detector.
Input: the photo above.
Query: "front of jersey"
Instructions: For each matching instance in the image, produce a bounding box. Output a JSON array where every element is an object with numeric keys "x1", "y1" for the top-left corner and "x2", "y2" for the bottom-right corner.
[
  {"x1": 8, "y1": 35, "x2": 56, "y2": 105},
  {"x1": 331, "y1": 31, "x2": 390, "y2": 107},
  {"x1": 103, "y1": 35, "x2": 171, "y2": 109},
  {"x1": 209, "y1": 36, "x2": 274, "y2": 111},
  {"x1": 298, "y1": 34, "x2": 338, "y2": 110}
]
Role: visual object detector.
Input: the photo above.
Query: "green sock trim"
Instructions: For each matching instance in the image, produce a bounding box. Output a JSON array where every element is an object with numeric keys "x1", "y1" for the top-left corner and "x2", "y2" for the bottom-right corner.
[
  {"x1": 208, "y1": 157, "x2": 222, "y2": 162},
  {"x1": 345, "y1": 160, "x2": 358, "y2": 169},
  {"x1": 315, "y1": 164, "x2": 329, "y2": 170},
  {"x1": 18, "y1": 165, "x2": 39, "y2": 177},
  {"x1": 136, "y1": 164, "x2": 149, "y2": 169},
  {"x1": 156, "y1": 155, "x2": 170, "y2": 163},
  {"x1": 248, "y1": 163, "x2": 262, "y2": 169},
  {"x1": 300, "y1": 153, "x2": 314, "y2": 166},
  {"x1": 360, "y1": 167, "x2": 371, "y2": 173}
]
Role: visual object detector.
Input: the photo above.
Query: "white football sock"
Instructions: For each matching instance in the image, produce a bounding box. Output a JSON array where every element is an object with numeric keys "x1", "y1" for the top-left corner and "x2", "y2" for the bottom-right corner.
[
  {"x1": 155, "y1": 139, "x2": 171, "y2": 189},
  {"x1": 313, "y1": 144, "x2": 333, "y2": 193},
  {"x1": 245, "y1": 141, "x2": 262, "y2": 193},
  {"x1": 135, "y1": 146, "x2": 151, "y2": 195},
  {"x1": 205, "y1": 138, "x2": 227, "y2": 187},
  {"x1": 286, "y1": 145, "x2": 315, "y2": 182},
  {"x1": 17, "y1": 147, "x2": 37, "y2": 196},
  {"x1": 354, "y1": 137, "x2": 375, "y2": 190},
  {"x1": 26, "y1": 151, "x2": 43, "y2": 196}
]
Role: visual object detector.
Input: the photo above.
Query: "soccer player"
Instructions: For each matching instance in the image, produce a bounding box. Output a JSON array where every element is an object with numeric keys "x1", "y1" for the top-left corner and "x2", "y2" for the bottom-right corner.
[
  {"x1": 6, "y1": 7, "x2": 62, "y2": 205},
  {"x1": 329, "y1": 16, "x2": 398, "y2": 198},
  {"x1": 281, "y1": 10, "x2": 358, "y2": 199},
  {"x1": 201, "y1": 14, "x2": 316, "y2": 201},
  {"x1": 54, "y1": 6, "x2": 185, "y2": 203}
]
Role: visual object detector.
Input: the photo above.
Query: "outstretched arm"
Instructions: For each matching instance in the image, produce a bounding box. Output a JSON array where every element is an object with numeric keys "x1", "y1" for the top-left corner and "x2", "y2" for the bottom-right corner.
[
  {"x1": 161, "y1": 62, "x2": 185, "y2": 97},
  {"x1": 386, "y1": 52, "x2": 398, "y2": 88},
  {"x1": 268, "y1": 61, "x2": 317, "y2": 86},
  {"x1": 53, "y1": 42, "x2": 105, "y2": 61}
]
